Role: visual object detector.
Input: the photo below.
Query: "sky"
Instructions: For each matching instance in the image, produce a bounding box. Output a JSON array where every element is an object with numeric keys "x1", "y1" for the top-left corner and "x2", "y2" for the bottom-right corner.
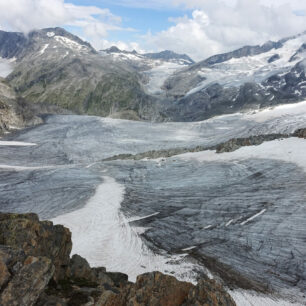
[{"x1": 0, "y1": 0, "x2": 306, "y2": 61}]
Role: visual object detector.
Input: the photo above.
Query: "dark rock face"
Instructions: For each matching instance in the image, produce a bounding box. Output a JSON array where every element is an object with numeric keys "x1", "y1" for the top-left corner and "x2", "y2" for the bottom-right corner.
[
  {"x1": 0, "y1": 212, "x2": 236, "y2": 306},
  {"x1": 293, "y1": 128, "x2": 306, "y2": 138},
  {"x1": 0, "y1": 256, "x2": 54, "y2": 306},
  {"x1": 0, "y1": 213, "x2": 72, "y2": 281},
  {"x1": 289, "y1": 43, "x2": 306, "y2": 62},
  {"x1": 0, "y1": 31, "x2": 27, "y2": 59},
  {"x1": 268, "y1": 54, "x2": 280, "y2": 63}
]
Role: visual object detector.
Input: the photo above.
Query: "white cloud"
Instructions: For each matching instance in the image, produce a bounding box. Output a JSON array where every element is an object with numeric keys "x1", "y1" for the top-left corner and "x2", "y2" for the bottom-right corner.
[
  {"x1": 0, "y1": 0, "x2": 305, "y2": 61},
  {"x1": 144, "y1": 0, "x2": 306, "y2": 61},
  {"x1": 0, "y1": 0, "x2": 129, "y2": 48},
  {"x1": 98, "y1": 39, "x2": 145, "y2": 53}
]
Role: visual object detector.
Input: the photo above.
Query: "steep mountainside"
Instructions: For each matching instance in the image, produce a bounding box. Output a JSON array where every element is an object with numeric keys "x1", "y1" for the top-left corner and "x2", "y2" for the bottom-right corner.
[
  {"x1": 1, "y1": 28, "x2": 162, "y2": 121},
  {"x1": 0, "y1": 78, "x2": 44, "y2": 135},
  {"x1": 162, "y1": 32, "x2": 306, "y2": 121}
]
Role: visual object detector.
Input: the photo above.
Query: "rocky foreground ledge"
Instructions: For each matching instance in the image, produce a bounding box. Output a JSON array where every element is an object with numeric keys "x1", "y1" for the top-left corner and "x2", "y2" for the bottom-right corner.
[{"x1": 0, "y1": 212, "x2": 235, "y2": 306}]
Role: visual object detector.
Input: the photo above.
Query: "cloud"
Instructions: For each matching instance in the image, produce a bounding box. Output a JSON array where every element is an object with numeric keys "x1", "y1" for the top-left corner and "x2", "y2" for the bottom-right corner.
[
  {"x1": 0, "y1": 0, "x2": 128, "y2": 46},
  {"x1": 98, "y1": 39, "x2": 146, "y2": 53},
  {"x1": 0, "y1": 0, "x2": 305, "y2": 61},
  {"x1": 144, "y1": 0, "x2": 306, "y2": 61}
]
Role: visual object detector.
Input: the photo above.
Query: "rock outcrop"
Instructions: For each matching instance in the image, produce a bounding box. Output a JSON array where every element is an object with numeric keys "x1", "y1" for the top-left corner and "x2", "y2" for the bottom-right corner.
[
  {"x1": 0, "y1": 213, "x2": 71, "y2": 281},
  {"x1": 0, "y1": 79, "x2": 43, "y2": 135},
  {"x1": 0, "y1": 212, "x2": 236, "y2": 306},
  {"x1": 215, "y1": 133, "x2": 289, "y2": 153},
  {"x1": 293, "y1": 128, "x2": 306, "y2": 138}
]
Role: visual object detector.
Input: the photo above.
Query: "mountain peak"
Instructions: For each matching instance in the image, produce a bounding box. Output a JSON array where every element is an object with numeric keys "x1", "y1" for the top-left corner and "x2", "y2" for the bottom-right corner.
[{"x1": 143, "y1": 50, "x2": 194, "y2": 65}]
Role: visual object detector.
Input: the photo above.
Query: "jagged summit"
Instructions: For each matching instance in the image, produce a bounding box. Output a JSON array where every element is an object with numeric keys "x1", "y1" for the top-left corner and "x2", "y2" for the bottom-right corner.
[
  {"x1": 102, "y1": 46, "x2": 194, "y2": 65},
  {"x1": 0, "y1": 27, "x2": 96, "y2": 61},
  {"x1": 144, "y1": 50, "x2": 194, "y2": 65}
]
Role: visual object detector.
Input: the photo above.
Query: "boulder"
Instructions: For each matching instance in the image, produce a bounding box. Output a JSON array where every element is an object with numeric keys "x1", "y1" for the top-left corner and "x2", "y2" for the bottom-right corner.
[
  {"x1": 67, "y1": 254, "x2": 95, "y2": 281},
  {"x1": 184, "y1": 279, "x2": 235, "y2": 306},
  {"x1": 0, "y1": 255, "x2": 54, "y2": 306},
  {"x1": 0, "y1": 213, "x2": 72, "y2": 281},
  {"x1": 97, "y1": 271, "x2": 235, "y2": 306}
]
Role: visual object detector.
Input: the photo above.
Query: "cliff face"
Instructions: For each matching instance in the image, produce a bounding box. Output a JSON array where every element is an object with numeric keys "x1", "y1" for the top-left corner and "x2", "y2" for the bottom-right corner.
[{"x1": 0, "y1": 212, "x2": 235, "y2": 306}]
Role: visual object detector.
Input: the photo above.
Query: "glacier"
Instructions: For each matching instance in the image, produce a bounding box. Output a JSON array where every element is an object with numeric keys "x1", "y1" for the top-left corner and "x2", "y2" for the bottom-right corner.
[{"x1": 0, "y1": 102, "x2": 306, "y2": 305}]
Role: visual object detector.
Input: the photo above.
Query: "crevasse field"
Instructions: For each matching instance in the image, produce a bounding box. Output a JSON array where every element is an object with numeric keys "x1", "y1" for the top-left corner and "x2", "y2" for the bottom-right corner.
[{"x1": 1, "y1": 102, "x2": 306, "y2": 305}]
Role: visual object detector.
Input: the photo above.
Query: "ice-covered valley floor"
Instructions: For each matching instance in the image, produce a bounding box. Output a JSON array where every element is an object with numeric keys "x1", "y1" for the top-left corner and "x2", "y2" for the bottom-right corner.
[{"x1": 1, "y1": 102, "x2": 306, "y2": 305}]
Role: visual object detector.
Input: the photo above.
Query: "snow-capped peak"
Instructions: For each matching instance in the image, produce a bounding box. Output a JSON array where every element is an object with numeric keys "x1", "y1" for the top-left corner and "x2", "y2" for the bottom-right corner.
[{"x1": 46, "y1": 32, "x2": 55, "y2": 38}]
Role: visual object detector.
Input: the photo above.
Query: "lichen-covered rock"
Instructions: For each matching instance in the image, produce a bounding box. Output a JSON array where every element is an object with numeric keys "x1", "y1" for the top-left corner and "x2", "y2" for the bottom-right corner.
[
  {"x1": 128, "y1": 272, "x2": 193, "y2": 306},
  {"x1": 98, "y1": 271, "x2": 192, "y2": 306},
  {"x1": 98, "y1": 271, "x2": 236, "y2": 306},
  {"x1": 0, "y1": 213, "x2": 72, "y2": 281},
  {"x1": 67, "y1": 254, "x2": 95, "y2": 281},
  {"x1": 184, "y1": 279, "x2": 235, "y2": 306},
  {"x1": 0, "y1": 256, "x2": 54, "y2": 306},
  {"x1": 0, "y1": 258, "x2": 10, "y2": 289}
]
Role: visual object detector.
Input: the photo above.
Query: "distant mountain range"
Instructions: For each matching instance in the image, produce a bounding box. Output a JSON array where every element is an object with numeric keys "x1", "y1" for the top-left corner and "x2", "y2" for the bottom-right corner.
[
  {"x1": 102, "y1": 46, "x2": 194, "y2": 65},
  {"x1": 0, "y1": 26, "x2": 306, "y2": 130}
]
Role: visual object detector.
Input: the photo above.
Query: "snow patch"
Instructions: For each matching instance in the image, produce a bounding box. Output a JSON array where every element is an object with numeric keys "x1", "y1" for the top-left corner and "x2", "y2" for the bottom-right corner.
[
  {"x1": 178, "y1": 138, "x2": 306, "y2": 173},
  {"x1": 54, "y1": 36, "x2": 89, "y2": 53},
  {"x1": 225, "y1": 219, "x2": 234, "y2": 227},
  {"x1": 129, "y1": 212, "x2": 160, "y2": 222},
  {"x1": 181, "y1": 246, "x2": 197, "y2": 251},
  {"x1": 0, "y1": 141, "x2": 36, "y2": 146},
  {"x1": 52, "y1": 176, "x2": 199, "y2": 282},
  {"x1": 241, "y1": 209, "x2": 266, "y2": 225},
  {"x1": 47, "y1": 32, "x2": 55, "y2": 37},
  {"x1": 39, "y1": 44, "x2": 49, "y2": 55},
  {"x1": 244, "y1": 100, "x2": 306, "y2": 123}
]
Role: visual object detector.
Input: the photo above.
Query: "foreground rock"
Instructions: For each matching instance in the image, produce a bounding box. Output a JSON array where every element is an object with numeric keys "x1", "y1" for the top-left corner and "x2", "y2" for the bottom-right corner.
[{"x1": 0, "y1": 212, "x2": 235, "y2": 306}]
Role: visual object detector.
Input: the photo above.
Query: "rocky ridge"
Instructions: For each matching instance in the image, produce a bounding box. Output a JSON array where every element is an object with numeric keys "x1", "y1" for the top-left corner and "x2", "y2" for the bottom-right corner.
[
  {"x1": 0, "y1": 212, "x2": 235, "y2": 306},
  {"x1": 103, "y1": 132, "x2": 295, "y2": 161}
]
